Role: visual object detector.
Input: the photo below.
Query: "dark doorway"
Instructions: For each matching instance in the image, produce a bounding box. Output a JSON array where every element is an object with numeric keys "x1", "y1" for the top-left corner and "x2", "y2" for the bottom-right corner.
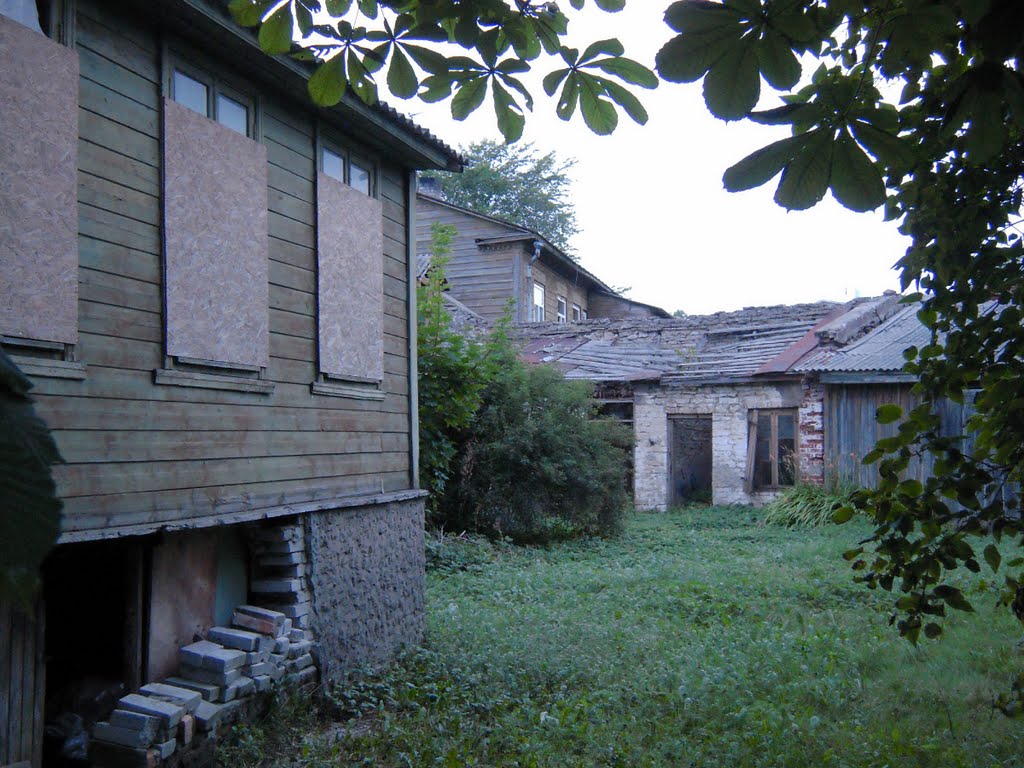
[
  {"x1": 670, "y1": 415, "x2": 712, "y2": 506},
  {"x1": 42, "y1": 539, "x2": 145, "y2": 765}
]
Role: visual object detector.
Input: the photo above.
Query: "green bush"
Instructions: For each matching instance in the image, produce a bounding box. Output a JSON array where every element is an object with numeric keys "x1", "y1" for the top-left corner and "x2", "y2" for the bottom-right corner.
[
  {"x1": 417, "y1": 223, "x2": 497, "y2": 511},
  {"x1": 441, "y1": 354, "x2": 632, "y2": 542},
  {"x1": 761, "y1": 482, "x2": 858, "y2": 528},
  {"x1": 418, "y1": 224, "x2": 631, "y2": 542}
]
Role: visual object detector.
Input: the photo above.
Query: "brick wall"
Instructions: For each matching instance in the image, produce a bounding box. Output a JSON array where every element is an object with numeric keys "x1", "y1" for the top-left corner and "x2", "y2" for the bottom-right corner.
[
  {"x1": 633, "y1": 379, "x2": 817, "y2": 510},
  {"x1": 799, "y1": 379, "x2": 826, "y2": 487}
]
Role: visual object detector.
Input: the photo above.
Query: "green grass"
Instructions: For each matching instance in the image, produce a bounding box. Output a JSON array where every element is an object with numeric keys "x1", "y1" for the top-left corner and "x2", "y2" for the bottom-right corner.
[{"x1": 218, "y1": 507, "x2": 1023, "y2": 767}]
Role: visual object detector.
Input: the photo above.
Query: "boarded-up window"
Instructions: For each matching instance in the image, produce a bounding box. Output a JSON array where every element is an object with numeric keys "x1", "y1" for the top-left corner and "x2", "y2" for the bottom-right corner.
[
  {"x1": 316, "y1": 172, "x2": 384, "y2": 383},
  {"x1": 0, "y1": 14, "x2": 79, "y2": 347},
  {"x1": 747, "y1": 408, "x2": 798, "y2": 490},
  {"x1": 162, "y1": 98, "x2": 269, "y2": 369}
]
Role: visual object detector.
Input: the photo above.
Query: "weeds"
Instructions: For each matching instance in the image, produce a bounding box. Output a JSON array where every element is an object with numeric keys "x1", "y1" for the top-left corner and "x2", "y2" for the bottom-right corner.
[
  {"x1": 761, "y1": 482, "x2": 858, "y2": 528},
  {"x1": 216, "y1": 508, "x2": 1022, "y2": 767}
]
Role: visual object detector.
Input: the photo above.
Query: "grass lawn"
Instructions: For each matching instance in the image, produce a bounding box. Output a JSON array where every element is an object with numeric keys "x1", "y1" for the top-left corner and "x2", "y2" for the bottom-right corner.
[{"x1": 220, "y1": 507, "x2": 1022, "y2": 767}]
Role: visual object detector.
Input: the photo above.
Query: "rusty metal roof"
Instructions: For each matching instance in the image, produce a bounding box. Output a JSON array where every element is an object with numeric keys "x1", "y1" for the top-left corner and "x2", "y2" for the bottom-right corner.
[{"x1": 794, "y1": 304, "x2": 928, "y2": 373}]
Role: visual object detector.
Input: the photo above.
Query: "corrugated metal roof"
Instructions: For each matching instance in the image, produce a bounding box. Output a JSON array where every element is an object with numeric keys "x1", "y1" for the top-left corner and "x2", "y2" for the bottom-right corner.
[{"x1": 795, "y1": 305, "x2": 928, "y2": 372}]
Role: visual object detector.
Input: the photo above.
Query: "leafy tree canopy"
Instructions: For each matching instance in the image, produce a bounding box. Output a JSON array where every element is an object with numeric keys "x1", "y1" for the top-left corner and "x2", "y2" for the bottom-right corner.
[
  {"x1": 235, "y1": 0, "x2": 1024, "y2": 707},
  {"x1": 422, "y1": 139, "x2": 580, "y2": 255}
]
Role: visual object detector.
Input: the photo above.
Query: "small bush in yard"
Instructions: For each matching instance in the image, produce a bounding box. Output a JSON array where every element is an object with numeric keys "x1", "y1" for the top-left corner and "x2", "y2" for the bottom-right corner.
[
  {"x1": 418, "y1": 223, "x2": 631, "y2": 543},
  {"x1": 442, "y1": 352, "x2": 632, "y2": 543},
  {"x1": 762, "y1": 481, "x2": 858, "y2": 528}
]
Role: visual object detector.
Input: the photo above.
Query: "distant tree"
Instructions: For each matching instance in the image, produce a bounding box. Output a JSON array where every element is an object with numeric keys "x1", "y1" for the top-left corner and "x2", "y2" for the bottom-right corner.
[
  {"x1": 672, "y1": 309, "x2": 687, "y2": 318},
  {"x1": 422, "y1": 140, "x2": 580, "y2": 256}
]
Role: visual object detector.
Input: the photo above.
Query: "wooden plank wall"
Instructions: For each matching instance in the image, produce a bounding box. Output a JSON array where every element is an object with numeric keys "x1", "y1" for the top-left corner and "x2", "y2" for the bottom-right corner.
[
  {"x1": 0, "y1": 600, "x2": 45, "y2": 768},
  {"x1": 532, "y1": 259, "x2": 589, "y2": 321},
  {"x1": 415, "y1": 197, "x2": 518, "y2": 321},
  {"x1": 824, "y1": 383, "x2": 966, "y2": 488},
  {"x1": 30, "y1": 0, "x2": 413, "y2": 537}
]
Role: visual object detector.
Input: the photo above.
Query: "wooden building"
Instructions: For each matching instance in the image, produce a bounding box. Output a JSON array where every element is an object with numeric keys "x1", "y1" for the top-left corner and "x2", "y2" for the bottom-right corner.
[
  {"x1": 416, "y1": 192, "x2": 669, "y2": 324},
  {"x1": 0, "y1": 0, "x2": 461, "y2": 763},
  {"x1": 794, "y1": 303, "x2": 968, "y2": 489}
]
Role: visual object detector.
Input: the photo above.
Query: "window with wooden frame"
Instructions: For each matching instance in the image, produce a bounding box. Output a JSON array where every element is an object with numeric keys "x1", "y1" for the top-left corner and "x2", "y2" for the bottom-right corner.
[
  {"x1": 157, "y1": 53, "x2": 271, "y2": 394},
  {"x1": 746, "y1": 408, "x2": 798, "y2": 490},
  {"x1": 319, "y1": 142, "x2": 377, "y2": 198},
  {"x1": 532, "y1": 282, "x2": 546, "y2": 322},
  {"x1": 556, "y1": 296, "x2": 568, "y2": 323},
  {"x1": 170, "y1": 66, "x2": 255, "y2": 137},
  {"x1": 571, "y1": 303, "x2": 582, "y2": 322},
  {"x1": 313, "y1": 134, "x2": 385, "y2": 399},
  {"x1": 0, "y1": 7, "x2": 82, "y2": 379}
]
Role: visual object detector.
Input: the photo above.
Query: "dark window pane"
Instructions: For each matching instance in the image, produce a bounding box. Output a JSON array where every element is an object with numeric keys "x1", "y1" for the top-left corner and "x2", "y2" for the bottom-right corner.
[
  {"x1": 755, "y1": 414, "x2": 772, "y2": 488},
  {"x1": 351, "y1": 162, "x2": 371, "y2": 194},
  {"x1": 322, "y1": 148, "x2": 344, "y2": 181},
  {"x1": 216, "y1": 93, "x2": 248, "y2": 135},
  {"x1": 778, "y1": 439, "x2": 796, "y2": 485},
  {"x1": 173, "y1": 70, "x2": 208, "y2": 116}
]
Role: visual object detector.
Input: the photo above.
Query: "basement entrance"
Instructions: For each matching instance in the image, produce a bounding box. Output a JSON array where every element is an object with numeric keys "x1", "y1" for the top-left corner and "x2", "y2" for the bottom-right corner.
[{"x1": 670, "y1": 415, "x2": 712, "y2": 506}]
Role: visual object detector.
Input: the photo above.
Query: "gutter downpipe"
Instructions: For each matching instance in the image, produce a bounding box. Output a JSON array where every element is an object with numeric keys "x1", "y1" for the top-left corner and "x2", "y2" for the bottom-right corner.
[
  {"x1": 525, "y1": 240, "x2": 542, "y2": 321},
  {"x1": 407, "y1": 171, "x2": 420, "y2": 490}
]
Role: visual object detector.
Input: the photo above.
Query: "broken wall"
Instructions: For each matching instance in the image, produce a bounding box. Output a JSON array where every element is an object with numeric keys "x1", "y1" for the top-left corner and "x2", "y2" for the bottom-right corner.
[{"x1": 634, "y1": 380, "x2": 820, "y2": 509}]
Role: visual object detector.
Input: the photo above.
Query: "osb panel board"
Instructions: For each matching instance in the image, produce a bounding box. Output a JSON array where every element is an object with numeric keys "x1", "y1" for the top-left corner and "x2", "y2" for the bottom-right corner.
[
  {"x1": 164, "y1": 98, "x2": 269, "y2": 367},
  {"x1": 0, "y1": 15, "x2": 79, "y2": 344},
  {"x1": 317, "y1": 173, "x2": 384, "y2": 381}
]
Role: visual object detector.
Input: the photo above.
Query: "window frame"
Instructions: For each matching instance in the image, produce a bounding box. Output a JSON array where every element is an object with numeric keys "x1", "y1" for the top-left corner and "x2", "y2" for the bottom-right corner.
[
  {"x1": 532, "y1": 282, "x2": 546, "y2": 322},
  {"x1": 0, "y1": 5, "x2": 81, "y2": 378},
  {"x1": 165, "y1": 53, "x2": 259, "y2": 140},
  {"x1": 571, "y1": 303, "x2": 582, "y2": 322},
  {"x1": 312, "y1": 128, "x2": 385, "y2": 400},
  {"x1": 157, "y1": 47, "x2": 271, "y2": 394},
  {"x1": 746, "y1": 408, "x2": 799, "y2": 491},
  {"x1": 556, "y1": 296, "x2": 568, "y2": 323},
  {"x1": 318, "y1": 135, "x2": 379, "y2": 199}
]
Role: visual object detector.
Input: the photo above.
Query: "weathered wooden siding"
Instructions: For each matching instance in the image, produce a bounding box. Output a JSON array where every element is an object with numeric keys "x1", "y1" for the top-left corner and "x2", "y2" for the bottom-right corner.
[
  {"x1": 0, "y1": 600, "x2": 45, "y2": 768},
  {"x1": 824, "y1": 383, "x2": 965, "y2": 488},
  {"x1": 27, "y1": 0, "x2": 414, "y2": 539},
  {"x1": 588, "y1": 294, "x2": 660, "y2": 319},
  {"x1": 416, "y1": 197, "x2": 519, "y2": 321},
  {"x1": 530, "y1": 259, "x2": 588, "y2": 322}
]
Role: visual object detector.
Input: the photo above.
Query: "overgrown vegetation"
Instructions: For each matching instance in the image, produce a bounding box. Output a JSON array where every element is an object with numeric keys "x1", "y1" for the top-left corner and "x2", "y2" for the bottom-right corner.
[
  {"x1": 418, "y1": 224, "x2": 629, "y2": 542},
  {"x1": 217, "y1": 508, "x2": 1022, "y2": 767},
  {"x1": 762, "y1": 481, "x2": 857, "y2": 529},
  {"x1": 416, "y1": 222, "x2": 497, "y2": 508}
]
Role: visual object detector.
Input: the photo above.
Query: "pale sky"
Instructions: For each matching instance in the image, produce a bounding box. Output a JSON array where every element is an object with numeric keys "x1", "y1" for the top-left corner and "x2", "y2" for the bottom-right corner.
[{"x1": 402, "y1": 4, "x2": 910, "y2": 316}]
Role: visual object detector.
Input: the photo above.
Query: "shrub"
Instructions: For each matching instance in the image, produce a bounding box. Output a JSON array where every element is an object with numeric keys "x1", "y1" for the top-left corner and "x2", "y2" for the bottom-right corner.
[
  {"x1": 418, "y1": 224, "x2": 631, "y2": 542},
  {"x1": 417, "y1": 223, "x2": 496, "y2": 511},
  {"x1": 761, "y1": 482, "x2": 858, "y2": 529},
  {"x1": 441, "y1": 354, "x2": 632, "y2": 542}
]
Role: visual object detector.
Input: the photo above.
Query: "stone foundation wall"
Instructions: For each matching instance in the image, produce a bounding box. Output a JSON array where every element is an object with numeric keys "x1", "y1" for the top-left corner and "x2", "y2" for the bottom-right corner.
[
  {"x1": 634, "y1": 380, "x2": 814, "y2": 510},
  {"x1": 307, "y1": 494, "x2": 426, "y2": 681}
]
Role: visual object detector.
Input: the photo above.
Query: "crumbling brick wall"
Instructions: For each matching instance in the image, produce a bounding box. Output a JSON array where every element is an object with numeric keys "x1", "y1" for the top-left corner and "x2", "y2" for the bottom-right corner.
[
  {"x1": 799, "y1": 379, "x2": 826, "y2": 487},
  {"x1": 634, "y1": 379, "x2": 815, "y2": 510}
]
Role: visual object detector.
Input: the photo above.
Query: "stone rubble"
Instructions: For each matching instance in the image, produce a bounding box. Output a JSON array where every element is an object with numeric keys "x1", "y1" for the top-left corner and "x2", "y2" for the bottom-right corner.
[{"x1": 88, "y1": 600, "x2": 318, "y2": 767}]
